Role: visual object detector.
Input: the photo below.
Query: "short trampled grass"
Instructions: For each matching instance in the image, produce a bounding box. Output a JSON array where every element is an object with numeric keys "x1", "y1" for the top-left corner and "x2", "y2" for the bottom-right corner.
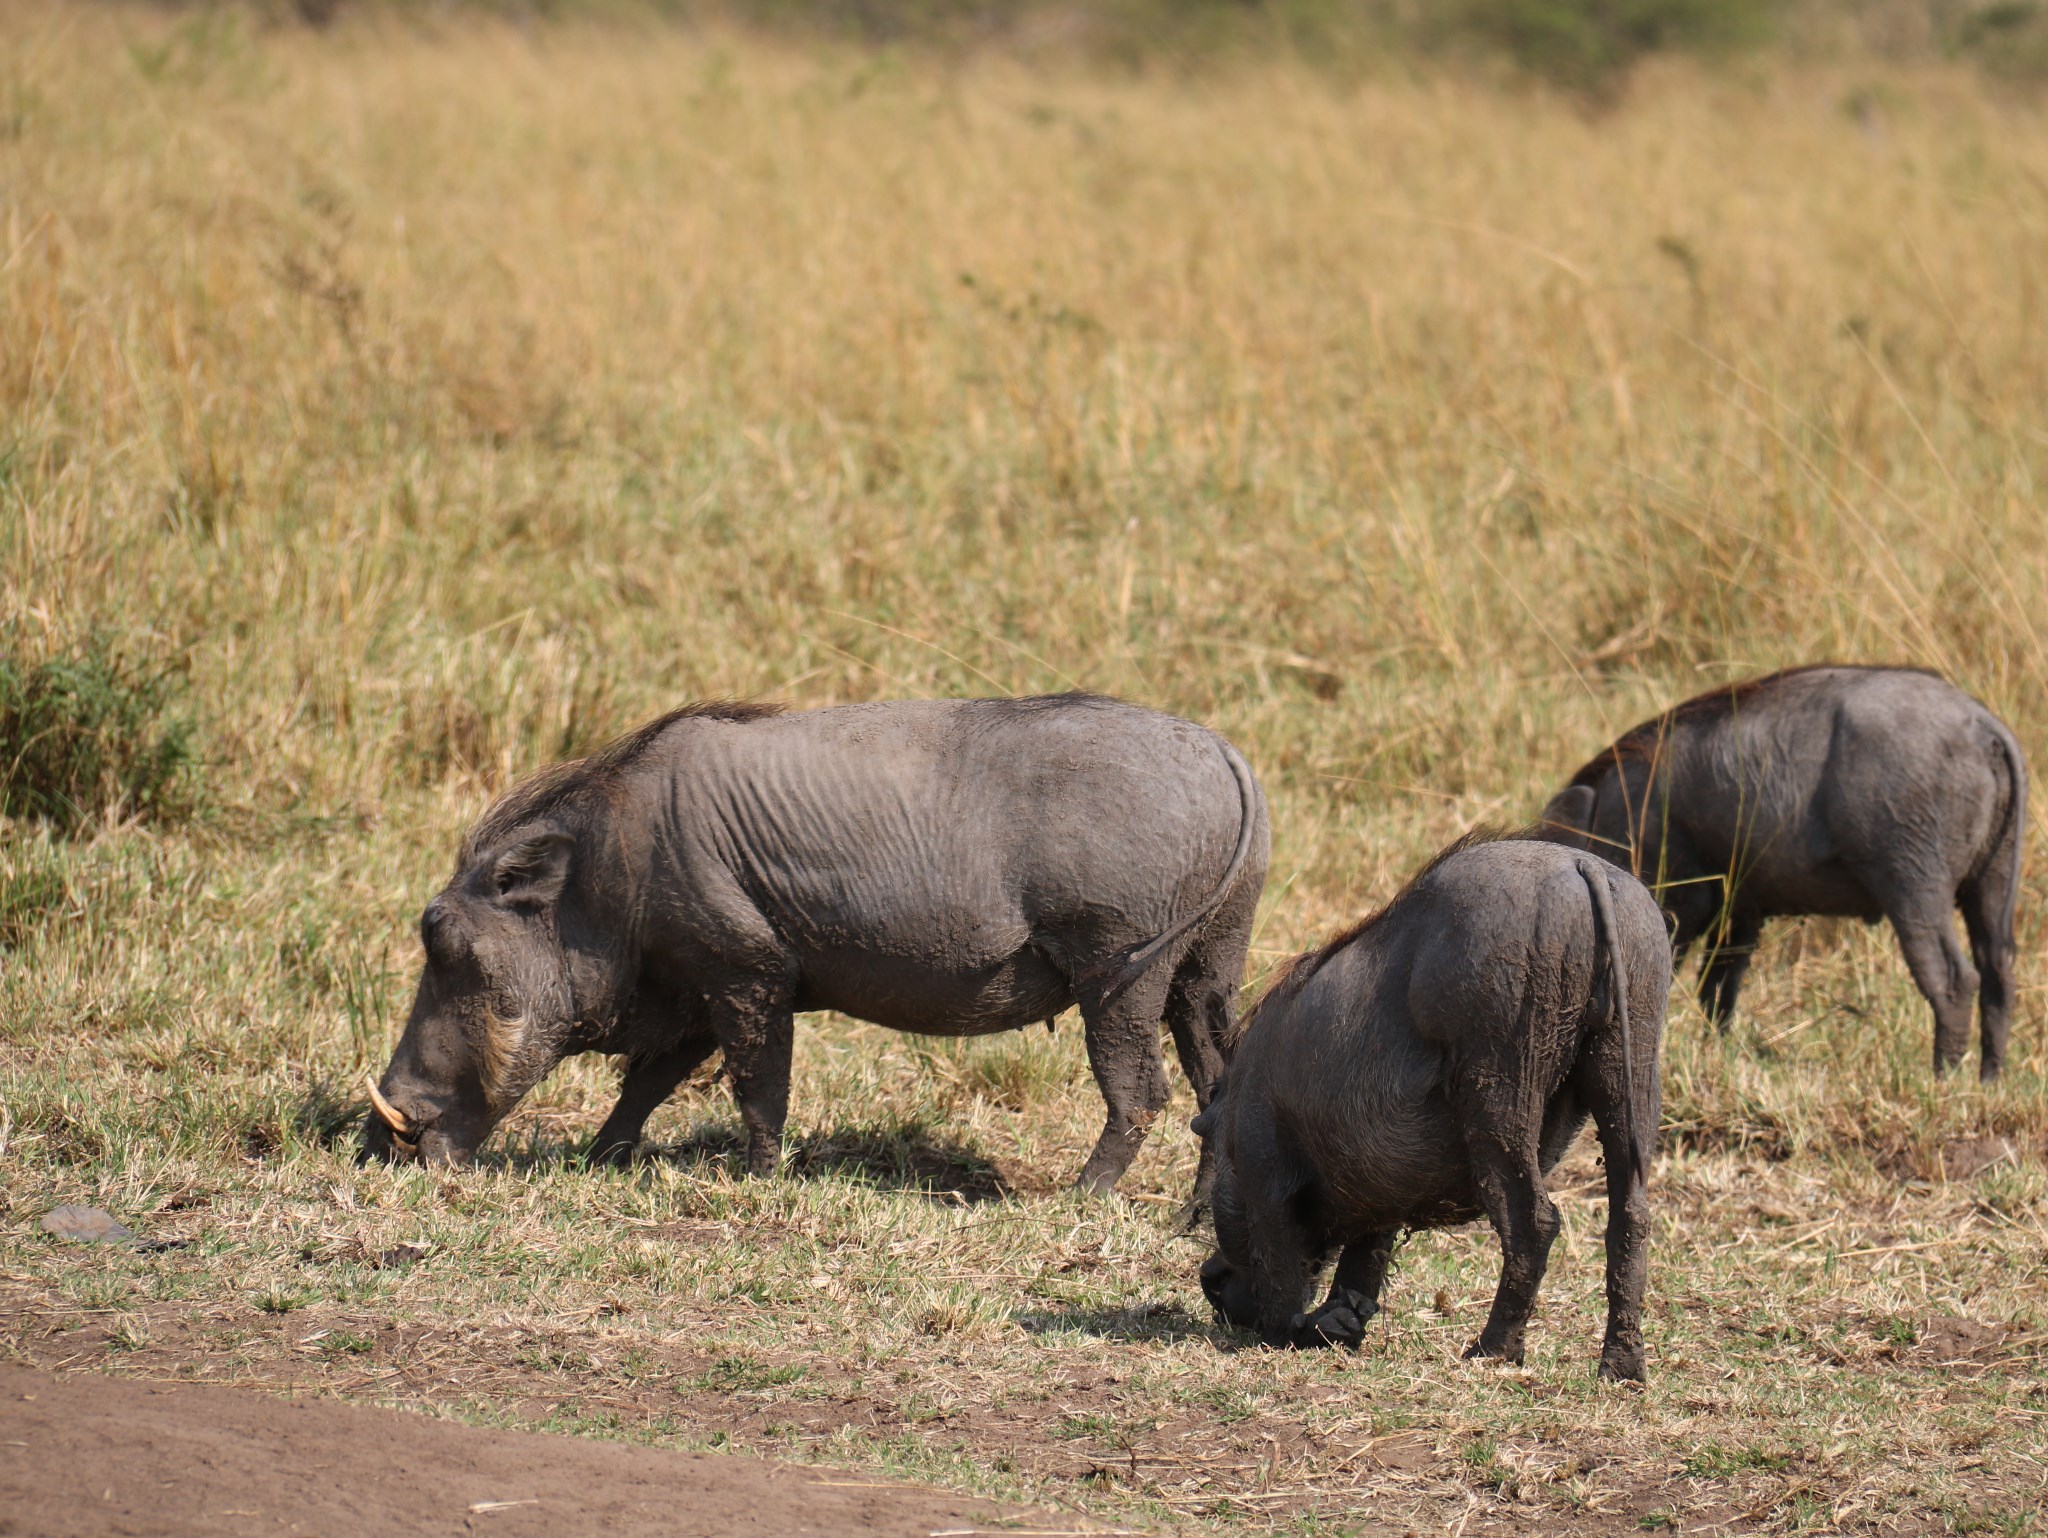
[{"x1": 2, "y1": 7, "x2": 2045, "y2": 1533}]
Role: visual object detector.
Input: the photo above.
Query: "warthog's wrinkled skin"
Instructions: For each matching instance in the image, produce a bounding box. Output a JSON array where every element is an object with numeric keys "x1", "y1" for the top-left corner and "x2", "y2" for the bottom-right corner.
[
  {"x1": 364, "y1": 694, "x2": 1269, "y2": 1197},
  {"x1": 1538, "y1": 666, "x2": 2026, "y2": 1079},
  {"x1": 1195, "y1": 838, "x2": 1670, "y2": 1382}
]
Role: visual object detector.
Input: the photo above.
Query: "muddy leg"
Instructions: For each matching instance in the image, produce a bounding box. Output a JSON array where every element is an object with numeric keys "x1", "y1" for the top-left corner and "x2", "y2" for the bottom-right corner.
[
  {"x1": 1075, "y1": 966, "x2": 1178, "y2": 1194},
  {"x1": 1164, "y1": 969, "x2": 1232, "y2": 1224},
  {"x1": 588, "y1": 1036, "x2": 719, "y2": 1167},
  {"x1": 1887, "y1": 907, "x2": 1981, "y2": 1075},
  {"x1": 1959, "y1": 877, "x2": 2017, "y2": 1081},
  {"x1": 1576, "y1": 1049, "x2": 1655, "y2": 1383},
  {"x1": 1292, "y1": 1230, "x2": 1397, "y2": 1349},
  {"x1": 1164, "y1": 886, "x2": 1259, "y2": 1222},
  {"x1": 709, "y1": 986, "x2": 798, "y2": 1177},
  {"x1": 1460, "y1": 1130, "x2": 1560, "y2": 1368},
  {"x1": 1243, "y1": 1197, "x2": 1321, "y2": 1347},
  {"x1": 1696, "y1": 914, "x2": 1762, "y2": 1028}
]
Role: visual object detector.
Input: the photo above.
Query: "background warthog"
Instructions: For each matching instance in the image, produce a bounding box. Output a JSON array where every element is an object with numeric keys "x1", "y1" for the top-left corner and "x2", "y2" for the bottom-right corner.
[
  {"x1": 1195, "y1": 836, "x2": 1670, "y2": 1382},
  {"x1": 363, "y1": 694, "x2": 1269, "y2": 1197},
  {"x1": 1539, "y1": 666, "x2": 2026, "y2": 1078}
]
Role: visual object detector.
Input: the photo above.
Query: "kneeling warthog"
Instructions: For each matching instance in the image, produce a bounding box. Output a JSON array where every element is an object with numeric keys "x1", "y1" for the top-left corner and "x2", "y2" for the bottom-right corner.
[
  {"x1": 1539, "y1": 666, "x2": 2026, "y2": 1078},
  {"x1": 1196, "y1": 836, "x2": 1669, "y2": 1382},
  {"x1": 364, "y1": 694, "x2": 1269, "y2": 1197}
]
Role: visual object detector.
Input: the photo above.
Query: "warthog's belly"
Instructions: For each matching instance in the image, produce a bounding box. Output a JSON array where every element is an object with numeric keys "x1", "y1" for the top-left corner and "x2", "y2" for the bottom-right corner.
[
  {"x1": 1304, "y1": 1085, "x2": 1477, "y2": 1235},
  {"x1": 1310, "y1": 1082, "x2": 1591, "y2": 1240},
  {"x1": 1747, "y1": 855, "x2": 1886, "y2": 922},
  {"x1": 793, "y1": 945, "x2": 1073, "y2": 1037}
]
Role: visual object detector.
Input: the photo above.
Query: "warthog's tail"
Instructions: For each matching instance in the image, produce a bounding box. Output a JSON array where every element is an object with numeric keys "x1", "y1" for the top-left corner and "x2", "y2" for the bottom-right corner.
[
  {"x1": 1578, "y1": 856, "x2": 1650, "y2": 1184},
  {"x1": 1982, "y1": 718, "x2": 2029, "y2": 953},
  {"x1": 1083, "y1": 738, "x2": 1263, "y2": 1008}
]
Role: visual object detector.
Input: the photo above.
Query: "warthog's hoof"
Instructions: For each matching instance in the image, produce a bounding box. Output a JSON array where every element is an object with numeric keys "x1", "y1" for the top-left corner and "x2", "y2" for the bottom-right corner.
[
  {"x1": 1287, "y1": 1289, "x2": 1375, "y2": 1350},
  {"x1": 585, "y1": 1137, "x2": 641, "y2": 1169},
  {"x1": 1462, "y1": 1337, "x2": 1526, "y2": 1368},
  {"x1": 1598, "y1": 1347, "x2": 1647, "y2": 1384}
]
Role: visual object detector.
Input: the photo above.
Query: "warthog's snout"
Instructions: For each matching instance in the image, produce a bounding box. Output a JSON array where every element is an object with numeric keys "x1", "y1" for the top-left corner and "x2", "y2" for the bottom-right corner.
[
  {"x1": 1199, "y1": 1252, "x2": 1256, "y2": 1332},
  {"x1": 359, "y1": 1074, "x2": 480, "y2": 1168}
]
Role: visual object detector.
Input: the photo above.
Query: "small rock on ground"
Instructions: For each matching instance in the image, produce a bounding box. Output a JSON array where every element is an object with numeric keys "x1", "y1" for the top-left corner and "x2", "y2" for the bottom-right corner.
[{"x1": 40, "y1": 1205, "x2": 137, "y2": 1245}]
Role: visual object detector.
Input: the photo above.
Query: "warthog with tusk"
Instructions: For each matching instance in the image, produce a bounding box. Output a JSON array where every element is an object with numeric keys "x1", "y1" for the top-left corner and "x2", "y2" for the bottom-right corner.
[
  {"x1": 1538, "y1": 666, "x2": 2026, "y2": 1078},
  {"x1": 363, "y1": 694, "x2": 1269, "y2": 1200},
  {"x1": 1195, "y1": 835, "x2": 1670, "y2": 1382}
]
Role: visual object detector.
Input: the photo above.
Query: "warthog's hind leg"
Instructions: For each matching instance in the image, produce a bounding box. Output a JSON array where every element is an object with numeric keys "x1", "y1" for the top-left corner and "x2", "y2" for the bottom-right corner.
[
  {"x1": 1459, "y1": 1120, "x2": 1560, "y2": 1369},
  {"x1": 1577, "y1": 1048, "x2": 1654, "y2": 1383},
  {"x1": 1886, "y1": 903, "x2": 1981, "y2": 1075},
  {"x1": 1074, "y1": 962, "x2": 1180, "y2": 1194},
  {"x1": 1163, "y1": 877, "x2": 1261, "y2": 1225},
  {"x1": 1959, "y1": 871, "x2": 2018, "y2": 1080}
]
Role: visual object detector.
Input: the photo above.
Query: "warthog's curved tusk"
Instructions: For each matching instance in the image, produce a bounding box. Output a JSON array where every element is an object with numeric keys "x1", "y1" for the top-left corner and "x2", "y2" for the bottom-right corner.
[{"x1": 363, "y1": 1074, "x2": 415, "y2": 1138}]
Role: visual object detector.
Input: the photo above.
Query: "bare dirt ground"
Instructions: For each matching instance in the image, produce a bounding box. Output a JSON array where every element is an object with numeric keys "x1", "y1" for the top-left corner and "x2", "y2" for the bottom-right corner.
[{"x1": 0, "y1": 1365, "x2": 1053, "y2": 1538}]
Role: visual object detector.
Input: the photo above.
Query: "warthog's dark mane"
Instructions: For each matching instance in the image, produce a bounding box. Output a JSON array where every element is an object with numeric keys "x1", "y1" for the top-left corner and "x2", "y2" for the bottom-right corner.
[
  {"x1": 1566, "y1": 663, "x2": 1940, "y2": 789},
  {"x1": 960, "y1": 690, "x2": 1126, "y2": 719},
  {"x1": 1236, "y1": 825, "x2": 1527, "y2": 1037},
  {"x1": 459, "y1": 699, "x2": 784, "y2": 861}
]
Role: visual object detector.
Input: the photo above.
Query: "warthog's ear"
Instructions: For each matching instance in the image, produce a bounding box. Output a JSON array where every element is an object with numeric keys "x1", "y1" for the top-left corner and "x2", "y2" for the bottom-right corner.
[
  {"x1": 489, "y1": 829, "x2": 573, "y2": 909},
  {"x1": 1538, "y1": 786, "x2": 1596, "y2": 849}
]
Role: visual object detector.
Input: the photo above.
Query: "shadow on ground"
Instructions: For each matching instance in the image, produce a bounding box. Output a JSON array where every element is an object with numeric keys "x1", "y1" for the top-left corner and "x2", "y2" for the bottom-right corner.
[
  {"x1": 330, "y1": 1082, "x2": 1021, "y2": 1203},
  {"x1": 1015, "y1": 1299, "x2": 1223, "y2": 1345},
  {"x1": 647, "y1": 1121, "x2": 1018, "y2": 1203}
]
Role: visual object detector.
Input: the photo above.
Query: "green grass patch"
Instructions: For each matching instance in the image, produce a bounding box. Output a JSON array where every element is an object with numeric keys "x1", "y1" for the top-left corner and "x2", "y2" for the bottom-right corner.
[{"x1": 0, "y1": 639, "x2": 198, "y2": 835}]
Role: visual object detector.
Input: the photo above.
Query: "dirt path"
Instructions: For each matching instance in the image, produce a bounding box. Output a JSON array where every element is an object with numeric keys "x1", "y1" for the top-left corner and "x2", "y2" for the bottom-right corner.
[{"x1": 0, "y1": 1366, "x2": 1052, "y2": 1538}]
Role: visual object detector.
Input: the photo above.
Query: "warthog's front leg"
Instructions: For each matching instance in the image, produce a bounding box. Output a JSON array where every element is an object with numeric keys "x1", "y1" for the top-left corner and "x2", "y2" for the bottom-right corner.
[
  {"x1": 588, "y1": 1035, "x2": 718, "y2": 1167},
  {"x1": 1240, "y1": 1201, "x2": 1319, "y2": 1349},
  {"x1": 1696, "y1": 914, "x2": 1762, "y2": 1027},
  {"x1": 708, "y1": 983, "x2": 798, "y2": 1177},
  {"x1": 1289, "y1": 1231, "x2": 1397, "y2": 1349}
]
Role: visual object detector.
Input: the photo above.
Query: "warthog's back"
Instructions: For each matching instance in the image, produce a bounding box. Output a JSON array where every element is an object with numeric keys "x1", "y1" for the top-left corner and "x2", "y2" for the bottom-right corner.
[
  {"x1": 1640, "y1": 667, "x2": 2011, "y2": 903},
  {"x1": 625, "y1": 694, "x2": 1266, "y2": 1032},
  {"x1": 1228, "y1": 839, "x2": 1666, "y2": 1230}
]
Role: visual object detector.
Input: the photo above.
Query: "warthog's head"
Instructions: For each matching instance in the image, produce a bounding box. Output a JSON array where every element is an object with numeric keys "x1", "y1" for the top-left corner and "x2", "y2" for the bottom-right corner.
[
  {"x1": 364, "y1": 824, "x2": 610, "y2": 1166},
  {"x1": 1536, "y1": 783, "x2": 1599, "y2": 852}
]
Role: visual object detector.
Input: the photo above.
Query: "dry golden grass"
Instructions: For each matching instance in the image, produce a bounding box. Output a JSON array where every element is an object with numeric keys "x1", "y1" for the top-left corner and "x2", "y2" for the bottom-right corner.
[{"x1": 2, "y1": 6, "x2": 2046, "y2": 1533}]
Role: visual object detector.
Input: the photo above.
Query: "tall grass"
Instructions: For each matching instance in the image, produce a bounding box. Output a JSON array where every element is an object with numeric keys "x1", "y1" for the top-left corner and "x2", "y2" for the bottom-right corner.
[
  {"x1": 6, "y1": 10, "x2": 2043, "y2": 877},
  {"x1": 1, "y1": 9, "x2": 2045, "y2": 1530}
]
